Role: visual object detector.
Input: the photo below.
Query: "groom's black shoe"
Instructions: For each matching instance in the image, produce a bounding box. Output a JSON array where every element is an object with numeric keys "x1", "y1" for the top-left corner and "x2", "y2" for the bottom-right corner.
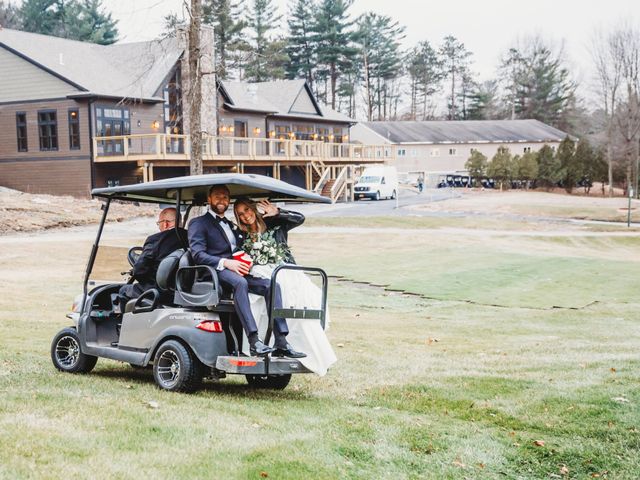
[
  {"x1": 273, "y1": 343, "x2": 307, "y2": 359},
  {"x1": 250, "y1": 340, "x2": 274, "y2": 357}
]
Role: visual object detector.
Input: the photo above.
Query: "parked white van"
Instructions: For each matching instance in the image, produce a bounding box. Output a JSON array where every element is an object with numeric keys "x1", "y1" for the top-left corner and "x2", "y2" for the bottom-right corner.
[{"x1": 354, "y1": 166, "x2": 398, "y2": 201}]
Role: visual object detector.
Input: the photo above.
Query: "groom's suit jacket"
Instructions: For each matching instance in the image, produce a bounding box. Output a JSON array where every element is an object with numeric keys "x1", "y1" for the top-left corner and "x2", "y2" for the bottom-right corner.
[{"x1": 188, "y1": 213, "x2": 245, "y2": 268}]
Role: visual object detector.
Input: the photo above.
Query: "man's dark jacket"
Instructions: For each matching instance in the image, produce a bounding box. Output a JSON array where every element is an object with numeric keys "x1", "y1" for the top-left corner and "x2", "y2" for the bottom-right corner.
[
  {"x1": 133, "y1": 228, "x2": 187, "y2": 287},
  {"x1": 188, "y1": 214, "x2": 245, "y2": 268}
]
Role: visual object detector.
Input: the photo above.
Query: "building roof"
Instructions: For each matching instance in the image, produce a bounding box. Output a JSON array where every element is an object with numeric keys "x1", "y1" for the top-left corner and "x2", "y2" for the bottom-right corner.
[
  {"x1": 219, "y1": 79, "x2": 354, "y2": 124},
  {"x1": 0, "y1": 28, "x2": 182, "y2": 101},
  {"x1": 361, "y1": 120, "x2": 568, "y2": 144}
]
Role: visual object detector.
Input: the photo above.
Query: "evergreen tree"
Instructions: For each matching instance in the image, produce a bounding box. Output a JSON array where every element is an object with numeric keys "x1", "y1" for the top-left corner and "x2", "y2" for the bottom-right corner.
[
  {"x1": 464, "y1": 150, "x2": 488, "y2": 187},
  {"x1": 313, "y1": 0, "x2": 356, "y2": 109},
  {"x1": 406, "y1": 40, "x2": 442, "y2": 120},
  {"x1": 536, "y1": 144, "x2": 561, "y2": 190},
  {"x1": 487, "y1": 146, "x2": 513, "y2": 190},
  {"x1": 439, "y1": 35, "x2": 473, "y2": 120},
  {"x1": 0, "y1": 0, "x2": 21, "y2": 28},
  {"x1": 516, "y1": 151, "x2": 539, "y2": 189},
  {"x1": 573, "y1": 138, "x2": 604, "y2": 194},
  {"x1": 557, "y1": 136, "x2": 577, "y2": 193},
  {"x1": 285, "y1": 0, "x2": 317, "y2": 86},
  {"x1": 355, "y1": 12, "x2": 404, "y2": 120},
  {"x1": 18, "y1": 0, "x2": 118, "y2": 44},
  {"x1": 466, "y1": 80, "x2": 501, "y2": 120},
  {"x1": 244, "y1": 0, "x2": 287, "y2": 81},
  {"x1": 62, "y1": 0, "x2": 118, "y2": 44},
  {"x1": 498, "y1": 36, "x2": 575, "y2": 129},
  {"x1": 203, "y1": 0, "x2": 246, "y2": 79}
]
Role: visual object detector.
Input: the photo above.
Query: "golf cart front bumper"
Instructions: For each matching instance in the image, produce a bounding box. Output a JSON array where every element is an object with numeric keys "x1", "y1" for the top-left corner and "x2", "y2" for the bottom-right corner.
[{"x1": 216, "y1": 355, "x2": 312, "y2": 375}]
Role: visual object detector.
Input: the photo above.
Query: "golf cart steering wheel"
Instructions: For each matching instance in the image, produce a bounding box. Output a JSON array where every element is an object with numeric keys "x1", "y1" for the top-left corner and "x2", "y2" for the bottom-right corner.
[{"x1": 128, "y1": 246, "x2": 143, "y2": 267}]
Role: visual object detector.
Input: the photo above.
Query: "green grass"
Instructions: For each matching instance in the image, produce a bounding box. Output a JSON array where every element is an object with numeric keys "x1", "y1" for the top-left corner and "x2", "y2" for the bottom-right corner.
[{"x1": 0, "y1": 218, "x2": 639, "y2": 478}]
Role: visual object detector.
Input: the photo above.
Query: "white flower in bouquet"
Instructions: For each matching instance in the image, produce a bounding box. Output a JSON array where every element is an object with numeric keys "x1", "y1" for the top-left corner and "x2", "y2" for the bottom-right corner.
[{"x1": 241, "y1": 228, "x2": 291, "y2": 266}]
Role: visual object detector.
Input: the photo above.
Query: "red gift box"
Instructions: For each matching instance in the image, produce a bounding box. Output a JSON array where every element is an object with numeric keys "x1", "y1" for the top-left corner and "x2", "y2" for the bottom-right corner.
[{"x1": 232, "y1": 250, "x2": 253, "y2": 268}]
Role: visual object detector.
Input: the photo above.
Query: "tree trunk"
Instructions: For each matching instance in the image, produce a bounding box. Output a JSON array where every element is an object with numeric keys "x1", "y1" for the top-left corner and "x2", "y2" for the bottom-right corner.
[{"x1": 188, "y1": 0, "x2": 203, "y2": 176}]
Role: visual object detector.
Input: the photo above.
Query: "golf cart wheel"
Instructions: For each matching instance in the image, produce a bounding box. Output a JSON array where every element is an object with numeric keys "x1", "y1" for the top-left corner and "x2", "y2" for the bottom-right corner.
[
  {"x1": 374, "y1": 191, "x2": 380, "y2": 201},
  {"x1": 245, "y1": 374, "x2": 292, "y2": 390},
  {"x1": 391, "y1": 189, "x2": 397, "y2": 199},
  {"x1": 153, "y1": 340, "x2": 202, "y2": 393},
  {"x1": 51, "y1": 327, "x2": 98, "y2": 374}
]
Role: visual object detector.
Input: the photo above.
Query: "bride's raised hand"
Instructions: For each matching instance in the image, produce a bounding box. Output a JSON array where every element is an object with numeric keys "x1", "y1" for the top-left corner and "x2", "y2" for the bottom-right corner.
[{"x1": 258, "y1": 200, "x2": 279, "y2": 217}]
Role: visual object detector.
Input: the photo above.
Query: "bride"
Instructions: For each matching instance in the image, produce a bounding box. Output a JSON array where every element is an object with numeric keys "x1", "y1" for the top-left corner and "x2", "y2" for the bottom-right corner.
[{"x1": 233, "y1": 197, "x2": 337, "y2": 376}]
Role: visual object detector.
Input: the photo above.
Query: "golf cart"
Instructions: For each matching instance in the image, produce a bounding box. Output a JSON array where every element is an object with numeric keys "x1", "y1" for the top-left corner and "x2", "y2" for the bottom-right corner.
[{"x1": 50, "y1": 173, "x2": 331, "y2": 392}]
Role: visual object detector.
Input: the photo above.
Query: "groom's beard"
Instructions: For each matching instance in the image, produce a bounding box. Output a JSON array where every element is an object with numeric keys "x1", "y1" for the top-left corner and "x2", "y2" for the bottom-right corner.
[{"x1": 210, "y1": 203, "x2": 228, "y2": 215}]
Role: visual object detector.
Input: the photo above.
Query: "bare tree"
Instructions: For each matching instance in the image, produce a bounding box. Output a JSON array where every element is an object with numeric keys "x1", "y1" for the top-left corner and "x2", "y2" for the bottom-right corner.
[
  {"x1": 187, "y1": 0, "x2": 204, "y2": 175},
  {"x1": 591, "y1": 27, "x2": 624, "y2": 196}
]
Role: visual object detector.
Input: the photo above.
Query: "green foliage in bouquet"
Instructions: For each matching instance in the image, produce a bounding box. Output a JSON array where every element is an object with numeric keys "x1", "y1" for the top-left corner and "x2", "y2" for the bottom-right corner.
[{"x1": 241, "y1": 228, "x2": 291, "y2": 265}]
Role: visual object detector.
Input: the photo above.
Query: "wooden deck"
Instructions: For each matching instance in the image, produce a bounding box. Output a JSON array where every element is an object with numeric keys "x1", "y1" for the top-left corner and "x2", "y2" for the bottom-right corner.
[{"x1": 92, "y1": 134, "x2": 394, "y2": 166}]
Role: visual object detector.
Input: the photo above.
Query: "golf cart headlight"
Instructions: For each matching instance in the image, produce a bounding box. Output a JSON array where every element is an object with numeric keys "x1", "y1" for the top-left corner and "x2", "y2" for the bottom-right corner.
[{"x1": 71, "y1": 294, "x2": 83, "y2": 313}]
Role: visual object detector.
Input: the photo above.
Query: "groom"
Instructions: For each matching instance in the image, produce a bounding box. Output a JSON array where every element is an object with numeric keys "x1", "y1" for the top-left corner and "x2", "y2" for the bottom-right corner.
[{"x1": 188, "y1": 185, "x2": 305, "y2": 358}]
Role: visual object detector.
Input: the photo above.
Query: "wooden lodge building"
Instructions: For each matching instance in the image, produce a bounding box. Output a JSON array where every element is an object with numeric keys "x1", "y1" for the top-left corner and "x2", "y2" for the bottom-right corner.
[{"x1": 0, "y1": 28, "x2": 386, "y2": 198}]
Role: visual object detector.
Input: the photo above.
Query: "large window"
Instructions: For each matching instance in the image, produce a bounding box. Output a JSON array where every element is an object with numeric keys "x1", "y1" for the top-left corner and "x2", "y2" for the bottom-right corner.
[
  {"x1": 16, "y1": 112, "x2": 28, "y2": 152},
  {"x1": 38, "y1": 110, "x2": 58, "y2": 151},
  {"x1": 68, "y1": 109, "x2": 80, "y2": 150}
]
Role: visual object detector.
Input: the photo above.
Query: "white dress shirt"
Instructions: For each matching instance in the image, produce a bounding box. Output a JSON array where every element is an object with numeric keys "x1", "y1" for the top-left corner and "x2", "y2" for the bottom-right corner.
[{"x1": 208, "y1": 210, "x2": 237, "y2": 270}]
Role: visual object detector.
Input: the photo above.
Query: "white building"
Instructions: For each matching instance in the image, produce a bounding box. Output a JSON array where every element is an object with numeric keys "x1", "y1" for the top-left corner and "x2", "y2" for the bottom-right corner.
[{"x1": 351, "y1": 119, "x2": 568, "y2": 186}]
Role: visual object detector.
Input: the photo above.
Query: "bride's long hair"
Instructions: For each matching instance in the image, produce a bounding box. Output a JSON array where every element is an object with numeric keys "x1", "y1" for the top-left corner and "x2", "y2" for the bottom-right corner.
[{"x1": 233, "y1": 197, "x2": 267, "y2": 235}]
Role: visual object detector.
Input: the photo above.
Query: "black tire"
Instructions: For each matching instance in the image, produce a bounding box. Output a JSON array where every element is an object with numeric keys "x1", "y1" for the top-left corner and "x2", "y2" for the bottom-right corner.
[
  {"x1": 374, "y1": 191, "x2": 380, "y2": 201},
  {"x1": 153, "y1": 340, "x2": 202, "y2": 393},
  {"x1": 245, "y1": 374, "x2": 292, "y2": 390},
  {"x1": 51, "y1": 327, "x2": 98, "y2": 374},
  {"x1": 391, "y1": 189, "x2": 397, "y2": 200}
]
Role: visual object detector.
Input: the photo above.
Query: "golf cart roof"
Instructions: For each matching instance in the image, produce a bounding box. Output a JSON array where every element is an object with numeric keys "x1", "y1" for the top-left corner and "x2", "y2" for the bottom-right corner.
[{"x1": 91, "y1": 173, "x2": 331, "y2": 204}]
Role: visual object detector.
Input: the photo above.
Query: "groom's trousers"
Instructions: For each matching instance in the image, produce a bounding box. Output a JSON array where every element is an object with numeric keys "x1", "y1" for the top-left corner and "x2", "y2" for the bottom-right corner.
[{"x1": 217, "y1": 269, "x2": 289, "y2": 338}]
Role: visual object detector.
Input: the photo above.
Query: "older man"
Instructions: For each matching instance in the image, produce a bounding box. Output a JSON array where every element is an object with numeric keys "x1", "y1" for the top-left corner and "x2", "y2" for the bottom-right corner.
[
  {"x1": 118, "y1": 207, "x2": 186, "y2": 306},
  {"x1": 188, "y1": 185, "x2": 305, "y2": 358}
]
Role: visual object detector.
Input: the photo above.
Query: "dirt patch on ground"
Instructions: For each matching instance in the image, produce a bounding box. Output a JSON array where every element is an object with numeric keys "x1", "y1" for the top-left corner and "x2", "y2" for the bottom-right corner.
[{"x1": 0, "y1": 187, "x2": 155, "y2": 235}]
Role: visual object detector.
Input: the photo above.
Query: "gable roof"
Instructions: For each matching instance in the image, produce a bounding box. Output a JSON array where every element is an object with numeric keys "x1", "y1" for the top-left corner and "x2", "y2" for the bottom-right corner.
[
  {"x1": 361, "y1": 120, "x2": 569, "y2": 144},
  {"x1": 219, "y1": 79, "x2": 354, "y2": 124},
  {"x1": 0, "y1": 28, "x2": 182, "y2": 101}
]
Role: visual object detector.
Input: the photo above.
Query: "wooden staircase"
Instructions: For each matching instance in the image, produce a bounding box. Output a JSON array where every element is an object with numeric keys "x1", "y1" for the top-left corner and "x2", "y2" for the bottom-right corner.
[{"x1": 321, "y1": 179, "x2": 336, "y2": 197}]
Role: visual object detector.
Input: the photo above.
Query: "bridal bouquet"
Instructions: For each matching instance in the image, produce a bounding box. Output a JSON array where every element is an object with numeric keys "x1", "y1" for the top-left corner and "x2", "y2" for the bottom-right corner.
[{"x1": 241, "y1": 229, "x2": 290, "y2": 266}]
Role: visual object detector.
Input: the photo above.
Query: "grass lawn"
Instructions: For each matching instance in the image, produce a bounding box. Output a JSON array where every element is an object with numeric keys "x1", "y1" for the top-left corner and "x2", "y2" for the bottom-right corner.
[{"x1": 0, "y1": 219, "x2": 638, "y2": 479}]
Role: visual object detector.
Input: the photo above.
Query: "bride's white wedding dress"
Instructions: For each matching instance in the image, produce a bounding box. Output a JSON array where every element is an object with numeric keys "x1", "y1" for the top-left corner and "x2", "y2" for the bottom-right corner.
[{"x1": 244, "y1": 264, "x2": 337, "y2": 376}]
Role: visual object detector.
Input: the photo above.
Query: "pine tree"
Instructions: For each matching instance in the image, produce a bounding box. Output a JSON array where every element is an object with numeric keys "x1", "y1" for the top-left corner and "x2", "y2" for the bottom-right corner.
[
  {"x1": 406, "y1": 41, "x2": 442, "y2": 120},
  {"x1": 557, "y1": 136, "x2": 577, "y2": 193},
  {"x1": 18, "y1": 0, "x2": 118, "y2": 44},
  {"x1": 516, "y1": 151, "x2": 539, "y2": 189},
  {"x1": 465, "y1": 150, "x2": 488, "y2": 187},
  {"x1": 285, "y1": 0, "x2": 317, "y2": 86},
  {"x1": 313, "y1": 0, "x2": 356, "y2": 109},
  {"x1": 203, "y1": 0, "x2": 246, "y2": 79},
  {"x1": 499, "y1": 36, "x2": 575, "y2": 129},
  {"x1": 439, "y1": 35, "x2": 473, "y2": 120},
  {"x1": 0, "y1": 0, "x2": 21, "y2": 28},
  {"x1": 244, "y1": 0, "x2": 286, "y2": 81},
  {"x1": 487, "y1": 146, "x2": 513, "y2": 190},
  {"x1": 466, "y1": 80, "x2": 500, "y2": 120},
  {"x1": 537, "y1": 144, "x2": 561, "y2": 190},
  {"x1": 354, "y1": 12, "x2": 404, "y2": 120}
]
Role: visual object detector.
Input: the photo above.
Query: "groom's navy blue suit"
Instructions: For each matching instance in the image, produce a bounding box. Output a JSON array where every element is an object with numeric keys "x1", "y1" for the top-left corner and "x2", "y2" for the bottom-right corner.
[{"x1": 188, "y1": 212, "x2": 288, "y2": 339}]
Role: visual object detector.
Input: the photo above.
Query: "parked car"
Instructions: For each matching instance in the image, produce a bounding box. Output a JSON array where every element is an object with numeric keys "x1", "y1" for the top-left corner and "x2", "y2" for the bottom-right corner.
[{"x1": 354, "y1": 166, "x2": 398, "y2": 200}]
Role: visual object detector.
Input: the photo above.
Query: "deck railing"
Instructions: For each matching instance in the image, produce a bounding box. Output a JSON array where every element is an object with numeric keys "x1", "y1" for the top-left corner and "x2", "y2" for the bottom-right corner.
[{"x1": 93, "y1": 134, "x2": 395, "y2": 163}]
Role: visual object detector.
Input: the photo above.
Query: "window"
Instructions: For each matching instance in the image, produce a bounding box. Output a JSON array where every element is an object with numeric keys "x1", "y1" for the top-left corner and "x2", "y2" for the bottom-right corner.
[
  {"x1": 398, "y1": 148, "x2": 406, "y2": 156},
  {"x1": 411, "y1": 149, "x2": 417, "y2": 157},
  {"x1": 68, "y1": 109, "x2": 80, "y2": 150},
  {"x1": 523, "y1": 146, "x2": 531, "y2": 153},
  {"x1": 449, "y1": 148, "x2": 457, "y2": 156},
  {"x1": 430, "y1": 148, "x2": 440, "y2": 157},
  {"x1": 38, "y1": 110, "x2": 58, "y2": 151},
  {"x1": 470, "y1": 148, "x2": 476, "y2": 154},
  {"x1": 16, "y1": 112, "x2": 28, "y2": 152}
]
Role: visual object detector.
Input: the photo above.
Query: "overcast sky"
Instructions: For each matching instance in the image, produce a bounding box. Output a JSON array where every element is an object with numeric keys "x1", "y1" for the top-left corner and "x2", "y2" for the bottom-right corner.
[{"x1": 106, "y1": 0, "x2": 637, "y2": 97}]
